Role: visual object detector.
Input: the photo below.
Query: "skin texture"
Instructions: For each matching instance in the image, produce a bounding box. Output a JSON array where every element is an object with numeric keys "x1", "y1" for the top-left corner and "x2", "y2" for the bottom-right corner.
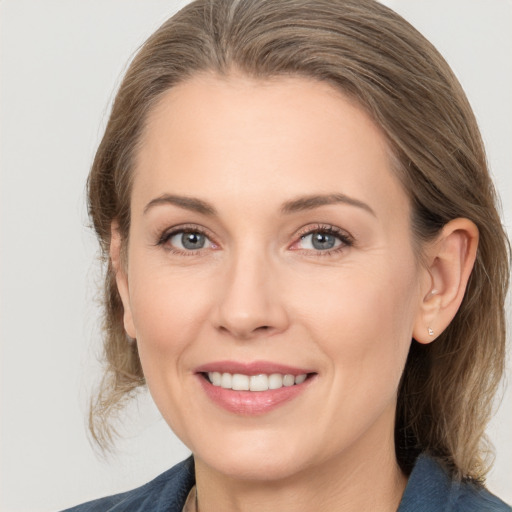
[{"x1": 111, "y1": 74, "x2": 478, "y2": 512}]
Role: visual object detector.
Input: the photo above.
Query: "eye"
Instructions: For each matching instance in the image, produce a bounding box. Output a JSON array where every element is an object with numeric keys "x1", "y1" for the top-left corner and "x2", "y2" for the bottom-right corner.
[
  {"x1": 291, "y1": 225, "x2": 353, "y2": 254},
  {"x1": 159, "y1": 229, "x2": 215, "y2": 253},
  {"x1": 300, "y1": 231, "x2": 342, "y2": 251},
  {"x1": 170, "y1": 231, "x2": 211, "y2": 250}
]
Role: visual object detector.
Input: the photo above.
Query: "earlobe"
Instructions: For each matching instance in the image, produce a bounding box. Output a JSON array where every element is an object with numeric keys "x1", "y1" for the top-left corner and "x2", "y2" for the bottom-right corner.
[
  {"x1": 110, "y1": 221, "x2": 136, "y2": 339},
  {"x1": 413, "y1": 218, "x2": 479, "y2": 344}
]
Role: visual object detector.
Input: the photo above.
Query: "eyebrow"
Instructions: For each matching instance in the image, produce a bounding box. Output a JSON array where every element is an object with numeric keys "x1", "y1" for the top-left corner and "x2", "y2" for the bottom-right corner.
[
  {"x1": 143, "y1": 194, "x2": 217, "y2": 216},
  {"x1": 281, "y1": 193, "x2": 376, "y2": 216},
  {"x1": 143, "y1": 192, "x2": 375, "y2": 217}
]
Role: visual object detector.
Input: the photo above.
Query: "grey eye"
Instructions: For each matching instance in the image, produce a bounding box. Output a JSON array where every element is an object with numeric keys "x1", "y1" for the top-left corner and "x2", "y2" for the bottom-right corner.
[
  {"x1": 300, "y1": 232, "x2": 341, "y2": 251},
  {"x1": 170, "y1": 231, "x2": 210, "y2": 250}
]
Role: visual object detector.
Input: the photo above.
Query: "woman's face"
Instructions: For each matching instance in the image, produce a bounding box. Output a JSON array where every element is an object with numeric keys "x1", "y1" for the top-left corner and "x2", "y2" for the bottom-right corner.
[{"x1": 116, "y1": 74, "x2": 429, "y2": 480}]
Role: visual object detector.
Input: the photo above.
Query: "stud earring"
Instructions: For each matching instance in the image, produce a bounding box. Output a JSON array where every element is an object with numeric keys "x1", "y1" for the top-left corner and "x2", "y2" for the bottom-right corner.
[{"x1": 428, "y1": 327, "x2": 434, "y2": 336}]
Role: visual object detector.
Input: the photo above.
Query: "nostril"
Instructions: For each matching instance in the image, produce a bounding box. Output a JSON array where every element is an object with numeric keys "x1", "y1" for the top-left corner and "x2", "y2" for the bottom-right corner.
[{"x1": 217, "y1": 323, "x2": 273, "y2": 339}]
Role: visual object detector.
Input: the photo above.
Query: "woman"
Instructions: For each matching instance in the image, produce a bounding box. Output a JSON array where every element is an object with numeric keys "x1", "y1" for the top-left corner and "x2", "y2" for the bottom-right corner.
[{"x1": 64, "y1": 0, "x2": 510, "y2": 510}]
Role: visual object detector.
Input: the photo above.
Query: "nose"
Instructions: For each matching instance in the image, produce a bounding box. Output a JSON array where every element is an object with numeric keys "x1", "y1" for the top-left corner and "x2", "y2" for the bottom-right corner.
[{"x1": 213, "y1": 249, "x2": 290, "y2": 340}]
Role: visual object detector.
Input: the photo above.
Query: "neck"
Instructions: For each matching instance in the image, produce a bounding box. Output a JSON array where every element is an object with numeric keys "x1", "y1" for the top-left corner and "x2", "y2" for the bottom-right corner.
[{"x1": 193, "y1": 410, "x2": 407, "y2": 512}]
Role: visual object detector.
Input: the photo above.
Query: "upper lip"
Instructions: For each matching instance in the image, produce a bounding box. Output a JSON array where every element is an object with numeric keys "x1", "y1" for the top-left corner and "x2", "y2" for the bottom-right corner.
[{"x1": 195, "y1": 360, "x2": 315, "y2": 376}]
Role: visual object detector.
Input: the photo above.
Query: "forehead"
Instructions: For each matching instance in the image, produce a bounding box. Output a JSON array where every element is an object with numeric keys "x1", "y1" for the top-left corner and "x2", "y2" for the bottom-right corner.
[{"x1": 133, "y1": 72, "x2": 409, "y2": 221}]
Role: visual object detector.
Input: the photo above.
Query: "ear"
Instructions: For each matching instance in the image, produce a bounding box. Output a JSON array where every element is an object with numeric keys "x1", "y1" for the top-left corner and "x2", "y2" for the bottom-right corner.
[
  {"x1": 110, "y1": 221, "x2": 136, "y2": 339},
  {"x1": 413, "y1": 218, "x2": 479, "y2": 344}
]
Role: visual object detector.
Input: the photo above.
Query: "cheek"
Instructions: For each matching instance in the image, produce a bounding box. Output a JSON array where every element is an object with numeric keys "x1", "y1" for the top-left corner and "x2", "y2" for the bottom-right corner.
[
  {"x1": 127, "y1": 260, "x2": 214, "y2": 360},
  {"x1": 125, "y1": 262, "x2": 216, "y2": 435},
  {"x1": 293, "y1": 256, "x2": 419, "y2": 387}
]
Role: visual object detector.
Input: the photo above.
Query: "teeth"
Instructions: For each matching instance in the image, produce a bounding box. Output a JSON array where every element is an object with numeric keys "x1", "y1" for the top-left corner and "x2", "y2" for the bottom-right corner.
[
  {"x1": 220, "y1": 373, "x2": 232, "y2": 389},
  {"x1": 283, "y1": 374, "x2": 295, "y2": 387},
  {"x1": 250, "y1": 374, "x2": 268, "y2": 391},
  {"x1": 294, "y1": 373, "x2": 307, "y2": 384},
  {"x1": 207, "y1": 372, "x2": 308, "y2": 391},
  {"x1": 269, "y1": 373, "x2": 283, "y2": 389},
  {"x1": 210, "y1": 371, "x2": 222, "y2": 386},
  {"x1": 232, "y1": 373, "x2": 249, "y2": 390}
]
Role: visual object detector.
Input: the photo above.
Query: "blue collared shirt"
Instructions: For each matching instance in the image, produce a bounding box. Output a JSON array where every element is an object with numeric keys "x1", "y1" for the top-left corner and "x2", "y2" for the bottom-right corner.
[{"x1": 62, "y1": 454, "x2": 511, "y2": 511}]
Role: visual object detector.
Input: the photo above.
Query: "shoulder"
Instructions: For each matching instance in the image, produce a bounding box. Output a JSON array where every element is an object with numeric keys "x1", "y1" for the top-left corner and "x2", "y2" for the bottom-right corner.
[
  {"x1": 60, "y1": 457, "x2": 195, "y2": 512},
  {"x1": 453, "y1": 481, "x2": 512, "y2": 512},
  {"x1": 398, "y1": 454, "x2": 511, "y2": 512}
]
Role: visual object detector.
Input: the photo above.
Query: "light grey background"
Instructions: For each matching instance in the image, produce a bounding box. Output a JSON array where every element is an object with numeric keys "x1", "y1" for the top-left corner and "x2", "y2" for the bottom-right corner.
[{"x1": 1, "y1": 1, "x2": 510, "y2": 511}]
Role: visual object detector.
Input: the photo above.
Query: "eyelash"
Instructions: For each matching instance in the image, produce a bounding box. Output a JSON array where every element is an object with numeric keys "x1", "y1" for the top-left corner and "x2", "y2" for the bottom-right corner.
[
  {"x1": 156, "y1": 223, "x2": 354, "y2": 257},
  {"x1": 156, "y1": 224, "x2": 214, "y2": 256},
  {"x1": 293, "y1": 224, "x2": 354, "y2": 257}
]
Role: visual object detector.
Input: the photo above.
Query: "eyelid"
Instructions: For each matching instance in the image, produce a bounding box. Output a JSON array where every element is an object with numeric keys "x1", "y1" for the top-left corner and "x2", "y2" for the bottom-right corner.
[
  {"x1": 290, "y1": 223, "x2": 354, "y2": 253},
  {"x1": 156, "y1": 224, "x2": 218, "y2": 253},
  {"x1": 295, "y1": 223, "x2": 353, "y2": 241},
  {"x1": 154, "y1": 222, "x2": 353, "y2": 256}
]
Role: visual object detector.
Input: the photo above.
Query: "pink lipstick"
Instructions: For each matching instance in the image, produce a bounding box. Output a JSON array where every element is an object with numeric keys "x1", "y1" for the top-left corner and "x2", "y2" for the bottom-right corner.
[{"x1": 195, "y1": 360, "x2": 316, "y2": 415}]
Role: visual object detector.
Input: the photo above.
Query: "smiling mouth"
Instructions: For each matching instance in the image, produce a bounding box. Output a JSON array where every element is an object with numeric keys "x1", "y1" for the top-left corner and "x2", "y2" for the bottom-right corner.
[
  {"x1": 196, "y1": 364, "x2": 317, "y2": 414},
  {"x1": 202, "y1": 372, "x2": 315, "y2": 391}
]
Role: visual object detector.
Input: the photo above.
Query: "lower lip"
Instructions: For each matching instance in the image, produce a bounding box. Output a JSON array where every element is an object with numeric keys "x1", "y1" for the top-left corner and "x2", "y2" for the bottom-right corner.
[{"x1": 197, "y1": 374, "x2": 315, "y2": 415}]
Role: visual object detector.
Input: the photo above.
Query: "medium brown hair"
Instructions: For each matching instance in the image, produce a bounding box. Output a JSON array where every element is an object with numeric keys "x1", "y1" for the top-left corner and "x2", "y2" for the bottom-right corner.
[{"x1": 87, "y1": 0, "x2": 510, "y2": 481}]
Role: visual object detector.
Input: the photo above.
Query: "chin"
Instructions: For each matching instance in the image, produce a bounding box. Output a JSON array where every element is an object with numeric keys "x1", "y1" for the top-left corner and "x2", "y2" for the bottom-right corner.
[
  {"x1": 203, "y1": 451, "x2": 307, "y2": 482},
  {"x1": 191, "y1": 428, "x2": 320, "y2": 482}
]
